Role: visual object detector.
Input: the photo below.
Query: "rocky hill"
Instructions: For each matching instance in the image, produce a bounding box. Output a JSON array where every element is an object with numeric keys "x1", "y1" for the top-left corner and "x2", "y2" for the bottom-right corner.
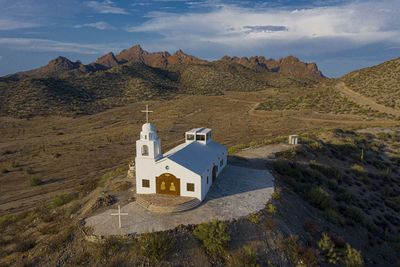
[
  {"x1": 341, "y1": 57, "x2": 400, "y2": 109},
  {"x1": 0, "y1": 44, "x2": 325, "y2": 117}
]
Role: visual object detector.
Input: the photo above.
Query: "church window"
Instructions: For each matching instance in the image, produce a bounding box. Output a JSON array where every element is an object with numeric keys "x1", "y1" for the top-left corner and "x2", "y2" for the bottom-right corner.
[
  {"x1": 187, "y1": 183, "x2": 195, "y2": 192},
  {"x1": 196, "y1": 134, "x2": 205, "y2": 141},
  {"x1": 141, "y1": 145, "x2": 149, "y2": 156},
  {"x1": 220, "y1": 159, "x2": 223, "y2": 167},
  {"x1": 142, "y1": 179, "x2": 150, "y2": 188},
  {"x1": 165, "y1": 165, "x2": 169, "y2": 170},
  {"x1": 207, "y1": 176, "x2": 209, "y2": 184},
  {"x1": 186, "y1": 134, "x2": 195, "y2": 141},
  {"x1": 145, "y1": 135, "x2": 147, "y2": 140}
]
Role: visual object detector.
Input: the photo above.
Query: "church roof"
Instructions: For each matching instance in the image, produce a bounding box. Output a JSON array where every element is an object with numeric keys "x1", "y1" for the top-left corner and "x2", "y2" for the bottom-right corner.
[{"x1": 160, "y1": 141, "x2": 226, "y2": 175}]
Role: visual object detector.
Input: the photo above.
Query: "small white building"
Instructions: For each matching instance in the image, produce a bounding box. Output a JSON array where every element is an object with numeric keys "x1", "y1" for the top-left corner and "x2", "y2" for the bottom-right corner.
[{"x1": 135, "y1": 123, "x2": 227, "y2": 201}]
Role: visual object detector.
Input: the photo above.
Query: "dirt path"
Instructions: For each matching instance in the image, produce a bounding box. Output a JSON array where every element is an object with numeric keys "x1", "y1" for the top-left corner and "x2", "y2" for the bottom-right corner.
[
  {"x1": 224, "y1": 94, "x2": 398, "y2": 125},
  {"x1": 335, "y1": 82, "x2": 400, "y2": 117}
]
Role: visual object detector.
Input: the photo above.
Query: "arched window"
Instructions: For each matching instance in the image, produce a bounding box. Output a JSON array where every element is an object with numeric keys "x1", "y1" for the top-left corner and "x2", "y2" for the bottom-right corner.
[{"x1": 141, "y1": 145, "x2": 149, "y2": 156}]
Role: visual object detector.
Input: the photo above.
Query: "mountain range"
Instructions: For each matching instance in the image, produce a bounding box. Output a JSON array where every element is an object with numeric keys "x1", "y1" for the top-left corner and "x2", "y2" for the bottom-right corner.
[{"x1": 0, "y1": 44, "x2": 326, "y2": 117}]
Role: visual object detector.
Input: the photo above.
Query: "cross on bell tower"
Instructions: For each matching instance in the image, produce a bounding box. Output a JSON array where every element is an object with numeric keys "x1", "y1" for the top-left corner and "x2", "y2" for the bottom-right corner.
[{"x1": 141, "y1": 104, "x2": 153, "y2": 123}]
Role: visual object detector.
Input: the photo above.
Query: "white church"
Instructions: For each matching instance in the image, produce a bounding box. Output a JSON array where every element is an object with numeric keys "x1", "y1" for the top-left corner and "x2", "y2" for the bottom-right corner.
[{"x1": 135, "y1": 106, "x2": 227, "y2": 201}]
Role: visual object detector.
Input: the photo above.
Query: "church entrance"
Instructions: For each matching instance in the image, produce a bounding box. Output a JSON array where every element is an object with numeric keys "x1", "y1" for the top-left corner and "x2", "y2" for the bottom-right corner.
[
  {"x1": 156, "y1": 173, "x2": 180, "y2": 196},
  {"x1": 212, "y1": 166, "x2": 217, "y2": 182}
]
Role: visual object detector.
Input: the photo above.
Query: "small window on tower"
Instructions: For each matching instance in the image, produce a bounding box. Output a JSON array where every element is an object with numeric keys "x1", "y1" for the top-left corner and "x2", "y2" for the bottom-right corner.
[
  {"x1": 196, "y1": 134, "x2": 205, "y2": 141},
  {"x1": 142, "y1": 179, "x2": 150, "y2": 188},
  {"x1": 220, "y1": 159, "x2": 223, "y2": 167},
  {"x1": 187, "y1": 183, "x2": 195, "y2": 192},
  {"x1": 186, "y1": 134, "x2": 195, "y2": 141},
  {"x1": 141, "y1": 145, "x2": 149, "y2": 156}
]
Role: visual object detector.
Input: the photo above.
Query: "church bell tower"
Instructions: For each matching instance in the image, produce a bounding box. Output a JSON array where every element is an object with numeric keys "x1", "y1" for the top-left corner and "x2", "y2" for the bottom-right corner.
[
  {"x1": 135, "y1": 105, "x2": 161, "y2": 161},
  {"x1": 136, "y1": 122, "x2": 162, "y2": 160}
]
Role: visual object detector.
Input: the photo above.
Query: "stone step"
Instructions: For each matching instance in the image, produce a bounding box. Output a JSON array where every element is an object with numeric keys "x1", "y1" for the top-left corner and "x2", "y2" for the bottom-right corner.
[{"x1": 136, "y1": 196, "x2": 201, "y2": 213}]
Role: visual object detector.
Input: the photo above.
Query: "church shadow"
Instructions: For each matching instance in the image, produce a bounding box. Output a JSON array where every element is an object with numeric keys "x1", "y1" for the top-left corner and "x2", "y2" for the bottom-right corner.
[{"x1": 201, "y1": 156, "x2": 274, "y2": 204}]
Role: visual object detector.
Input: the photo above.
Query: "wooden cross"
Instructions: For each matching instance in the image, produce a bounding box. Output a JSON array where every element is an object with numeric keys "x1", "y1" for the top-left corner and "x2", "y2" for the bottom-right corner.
[
  {"x1": 111, "y1": 205, "x2": 128, "y2": 229},
  {"x1": 141, "y1": 104, "x2": 153, "y2": 123}
]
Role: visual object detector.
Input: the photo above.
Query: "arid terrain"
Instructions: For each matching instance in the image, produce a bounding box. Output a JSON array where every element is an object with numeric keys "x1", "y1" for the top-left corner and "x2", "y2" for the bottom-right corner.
[{"x1": 0, "y1": 50, "x2": 399, "y2": 266}]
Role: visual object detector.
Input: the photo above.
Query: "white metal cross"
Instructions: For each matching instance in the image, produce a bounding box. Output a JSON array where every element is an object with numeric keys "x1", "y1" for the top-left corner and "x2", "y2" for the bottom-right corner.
[
  {"x1": 141, "y1": 104, "x2": 153, "y2": 123},
  {"x1": 111, "y1": 205, "x2": 128, "y2": 229}
]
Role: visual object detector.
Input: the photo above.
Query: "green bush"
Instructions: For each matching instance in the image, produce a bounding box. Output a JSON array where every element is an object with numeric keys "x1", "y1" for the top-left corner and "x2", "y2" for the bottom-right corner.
[
  {"x1": 0, "y1": 214, "x2": 17, "y2": 229},
  {"x1": 351, "y1": 164, "x2": 366, "y2": 173},
  {"x1": 139, "y1": 232, "x2": 174, "y2": 264},
  {"x1": 266, "y1": 203, "x2": 277, "y2": 215},
  {"x1": 271, "y1": 189, "x2": 281, "y2": 200},
  {"x1": 30, "y1": 176, "x2": 43, "y2": 186},
  {"x1": 306, "y1": 187, "x2": 331, "y2": 210},
  {"x1": 98, "y1": 167, "x2": 126, "y2": 187},
  {"x1": 193, "y1": 220, "x2": 230, "y2": 256},
  {"x1": 248, "y1": 213, "x2": 260, "y2": 224},
  {"x1": 344, "y1": 244, "x2": 363, "y2": 267},
  {"x1": 323, "y1": 209, "x2": 346, "y2": 225},
  {"x1": 52, "y1": 193, "x2": 75, "y2": 207},
  {"x1": 229, "y1": 245, "x2": 260, "y2": 267},
  {"x1": 318, "y1": 232, "x2": 339, "y2": 265},
  {"x1": 343, "y1": 206, "x2": 364, "y2": 224}
]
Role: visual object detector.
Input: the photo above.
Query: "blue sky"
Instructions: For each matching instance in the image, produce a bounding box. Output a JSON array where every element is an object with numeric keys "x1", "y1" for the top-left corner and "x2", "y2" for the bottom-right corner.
[{"x1": 0, "y1": 0, "x2": 399, "y2": 77}]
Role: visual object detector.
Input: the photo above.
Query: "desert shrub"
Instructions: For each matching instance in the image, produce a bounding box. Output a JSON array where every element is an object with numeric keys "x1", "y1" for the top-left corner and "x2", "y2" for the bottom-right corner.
[
  {"x1": 228, "y1": 144, "x2": 248, "y2": 154},
  {"x1": 193, "y1": 220, "x2": 230, "y2": 256},
  {"x1": 30, "y1": 176, "x2": 42, "y2": 186},
  {"x1": 95, "y1": 236, "x2": 126, "y2": 260},
  {"x1": 46, "y1": 226, "x2": 75, "y2": 252},
  {"x1": 98, "y1": 167, "x2": 126, "y2": 187},
  {"x1": 343, "y1": 206, "x2": 364, "y2": 224},
  {"x1": 351, "y1": 164, "x2": 366, "y2": 173},
  {"x1": 266, "y1": 203, "x2": 277, "y2": 215},
  {"x1": 139, "y1": 232, "x2": 175, "y2": 264},
  {"x1": 271, "y1": 189, "x2": 281, "y2": 200},
  {"x1": 228, "y1": 245, "x2": 260, "y2": 267},
  {"x1": 337, "y1": 190, "x2": 356, "y2": 203},
  {"x1": 344, "y1": 244, "x2": 363, "y2": 267},
  {"x1": 272, "y1": 160, "x2": 292, "y2": 176},
  {"x1": 306, "y1": 186, "x2": 331, "y2": 210},
  {"x1": 386, "y1": 196, "x2": 400, "y2": 212},
  {"x1": 281, "y1": 235, "x2": 318, "y2": 267},
  {"x1": 318, "y1": 232, "x2": 339, "y2": 264},
  {"x1": 248, "y1": 213, "x2": 260, "y2": 224},
  {"x1": 323, "y1": 209, "x2": 346, "y2": 225},
  {"x1": 15, "y1": 237, "x2": 36, "y2": 252},
  {"x1": 51, "y1": 193, "x2": 76, "y2": 207},
  {"x1": 0, "y1": 214, "x2": 17, "y2": 229},
  {"x1": 263, "y1": 218, "x2": 277, "y2": 231}
]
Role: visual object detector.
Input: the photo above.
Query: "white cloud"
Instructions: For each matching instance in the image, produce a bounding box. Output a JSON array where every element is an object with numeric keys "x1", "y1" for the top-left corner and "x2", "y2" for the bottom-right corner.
[
  {"x1": 0, "y1": 18, "x2": 40, "y2": 31},
  {"x1": 74, "y1": 21, "x2": 115, "y2": 30},
  {"x1": 0, "y1": 37, "x2": 122, "y2": 54},
  {"x1": 127, "y1": 0, "x2": 400, "y2": 54},
  {"x1": 86, "y1": 0, "x2": 128, "y2": 14}
]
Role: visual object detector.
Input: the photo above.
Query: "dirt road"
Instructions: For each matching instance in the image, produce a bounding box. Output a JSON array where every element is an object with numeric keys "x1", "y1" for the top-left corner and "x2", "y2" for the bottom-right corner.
[{"x1": 335, "y1": 82, "x2": 400, "y2": 117}]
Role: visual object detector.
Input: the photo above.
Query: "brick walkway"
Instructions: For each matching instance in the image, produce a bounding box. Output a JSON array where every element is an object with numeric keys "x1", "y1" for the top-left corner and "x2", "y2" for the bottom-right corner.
[{"x1": 85, "y1": 164, "x2": 274, "y2": 235}]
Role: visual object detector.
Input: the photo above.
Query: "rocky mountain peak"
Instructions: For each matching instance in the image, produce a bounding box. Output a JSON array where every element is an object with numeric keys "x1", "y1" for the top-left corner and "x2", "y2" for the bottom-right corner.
[{"x1": 95, "y1": 52, "x2": 119, "y2": 68}]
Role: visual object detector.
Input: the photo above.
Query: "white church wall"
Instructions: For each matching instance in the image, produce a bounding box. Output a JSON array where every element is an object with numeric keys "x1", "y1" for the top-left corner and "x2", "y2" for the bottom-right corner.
[
  {"x1": 135, "y1": 157, "x2": 157, "y2": 194},
  {"x1": 155, "y1": 158, "x2": 202, "y2": 200}
]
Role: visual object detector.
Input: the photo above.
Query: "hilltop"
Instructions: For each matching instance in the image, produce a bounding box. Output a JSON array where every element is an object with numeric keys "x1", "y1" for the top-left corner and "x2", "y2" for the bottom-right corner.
[
  {"x1": 0, "y1": 45, "x2": 324, "y2": 118},
  {"x1": 341, "y1": 58, "x2": 400, "y2": 109}
]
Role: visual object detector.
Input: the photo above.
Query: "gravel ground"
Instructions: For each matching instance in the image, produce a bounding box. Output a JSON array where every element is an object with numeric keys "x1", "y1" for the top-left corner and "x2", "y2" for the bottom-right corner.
[{"x1": 85, "y1": 164, "x2": 274, "y2": 235}]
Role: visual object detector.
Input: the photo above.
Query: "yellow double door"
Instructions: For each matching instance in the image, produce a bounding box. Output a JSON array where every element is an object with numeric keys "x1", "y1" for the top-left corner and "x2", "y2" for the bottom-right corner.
[{"x1": 156, "y1": 173, "x2": 180, "y2": 196}]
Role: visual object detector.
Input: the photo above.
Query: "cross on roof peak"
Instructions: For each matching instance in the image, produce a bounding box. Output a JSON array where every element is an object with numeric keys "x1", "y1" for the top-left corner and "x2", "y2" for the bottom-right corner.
[{"x1": 141, "y1": 104, "x2": 153, "y2": 123}]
